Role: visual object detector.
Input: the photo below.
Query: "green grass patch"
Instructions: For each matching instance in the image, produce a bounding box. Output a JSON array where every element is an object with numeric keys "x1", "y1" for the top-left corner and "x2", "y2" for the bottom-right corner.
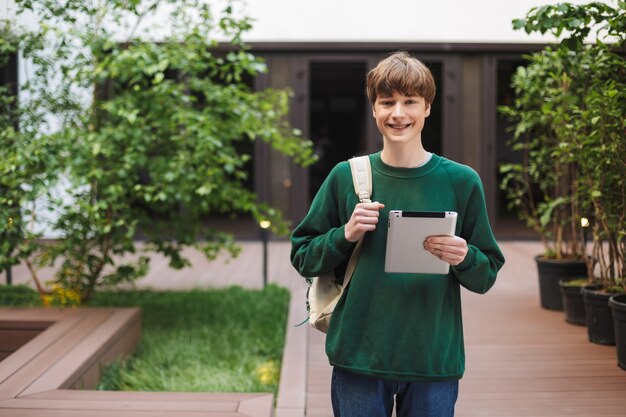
[{"x1": 91, "y1": 285, "x2": 289, "y2": 394}]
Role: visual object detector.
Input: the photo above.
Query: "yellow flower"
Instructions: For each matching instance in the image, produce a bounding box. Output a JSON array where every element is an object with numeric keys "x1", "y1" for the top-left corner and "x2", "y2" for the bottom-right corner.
[
  {"x1": 44, "y1": 284, "x2": 82, "y2": 307},
  {"x1": 255, "y1": 360, "x2": 279, "y2": 386}
]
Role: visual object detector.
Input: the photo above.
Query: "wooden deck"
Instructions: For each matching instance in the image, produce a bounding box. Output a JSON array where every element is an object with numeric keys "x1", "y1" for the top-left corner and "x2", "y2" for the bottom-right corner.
[
  {"x1": 8, "y1": 241, "x2": 626, "y2": 416},
  {"x1": 0, "y1": 307, "x2": 273, "y2": 416},
  {"x1": 298, "y1": 241, "x2": 626, "y2": 417}
]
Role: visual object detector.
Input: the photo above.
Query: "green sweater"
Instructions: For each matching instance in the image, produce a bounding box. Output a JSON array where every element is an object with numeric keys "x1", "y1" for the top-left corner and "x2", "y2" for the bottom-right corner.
[{"x1": 291, "y1": 152, "x2": 505, "y2": 381}]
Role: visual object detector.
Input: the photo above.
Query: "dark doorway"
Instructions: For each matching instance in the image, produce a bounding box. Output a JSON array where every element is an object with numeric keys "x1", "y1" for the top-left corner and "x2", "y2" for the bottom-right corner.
[
  {"x1": 1, "y1": 50, "x2": 18, "y2": 125},
  {"x1": 0, "y1": 52, "x2": 18, "y2": 93},
  {"x1": 309, "y1": 61, "x2": 367, "y2": 200},
  {"x1": 495, "y1": 58, "x2": 536, "y2": 238}
]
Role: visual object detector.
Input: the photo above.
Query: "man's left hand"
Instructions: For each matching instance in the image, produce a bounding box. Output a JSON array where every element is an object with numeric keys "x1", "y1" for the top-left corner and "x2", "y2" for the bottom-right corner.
[{"x1": 424, "y1": 235, "x2": 468, "y2": 266}]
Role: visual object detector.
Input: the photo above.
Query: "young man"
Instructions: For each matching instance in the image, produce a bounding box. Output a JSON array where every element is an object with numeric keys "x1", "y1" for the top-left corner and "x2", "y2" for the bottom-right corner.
[{"x1": 290, "y1": 51, "x2": 505, "y2": 417}]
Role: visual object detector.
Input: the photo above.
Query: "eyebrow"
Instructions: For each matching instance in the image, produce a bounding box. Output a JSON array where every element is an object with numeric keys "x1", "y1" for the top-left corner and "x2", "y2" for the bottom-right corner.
[{"x1": 377, "y1": 95, "x2": 422, "y2": 101}]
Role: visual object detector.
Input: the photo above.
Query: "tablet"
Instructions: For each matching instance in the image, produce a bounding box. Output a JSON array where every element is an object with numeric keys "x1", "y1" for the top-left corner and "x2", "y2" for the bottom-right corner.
[{"x1": 384, "y1": 211, "x2": 458, "y2": 274}]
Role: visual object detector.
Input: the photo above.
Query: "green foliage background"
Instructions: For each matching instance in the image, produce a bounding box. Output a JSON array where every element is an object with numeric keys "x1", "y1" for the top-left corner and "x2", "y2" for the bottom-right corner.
[{"x1": 1, "y1": 0, "x2": 316, "y2": 301}]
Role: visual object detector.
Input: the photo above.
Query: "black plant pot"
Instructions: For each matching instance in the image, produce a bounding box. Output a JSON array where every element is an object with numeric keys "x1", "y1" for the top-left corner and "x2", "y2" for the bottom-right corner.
[
  {"x1": 535, "y1": 256, "x2": 587, "y2": 311},
  {"x1": 559, "y1": 280, "x2": 586, "y2": 325},
  {"x1": 609, "y1": 294, "x2": 626, "y2": 370},
  {"x1": 582, "y1": 285, "x2": 615, "y2": 345}
]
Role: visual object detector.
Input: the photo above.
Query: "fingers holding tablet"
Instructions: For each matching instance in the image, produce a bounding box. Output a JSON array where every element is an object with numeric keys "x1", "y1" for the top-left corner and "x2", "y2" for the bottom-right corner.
[{"x1": 424, "y1": 235, "x2": 468, "y2": 266}]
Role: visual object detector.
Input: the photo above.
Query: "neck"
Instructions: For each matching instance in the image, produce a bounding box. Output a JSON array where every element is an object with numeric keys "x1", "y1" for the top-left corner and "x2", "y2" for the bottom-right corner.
[{"x1": 381, "y1": 144, "x2": 430, "y2": 168}]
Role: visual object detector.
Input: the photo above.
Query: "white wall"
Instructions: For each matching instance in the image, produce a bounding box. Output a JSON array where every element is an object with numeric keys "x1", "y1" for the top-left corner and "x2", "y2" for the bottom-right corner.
[
  {"x1": 241, "y1": 0, "x2": 607, "y2": 43},
  {"x1": 0, "y1": 0, "x2": 14, "y2": 19},
  {"x1": 5, "y1": 0, "x2": 613, "y2": 44},
  {"x1": 0, "y1": 0, "x2": 33, "y2": 24}
]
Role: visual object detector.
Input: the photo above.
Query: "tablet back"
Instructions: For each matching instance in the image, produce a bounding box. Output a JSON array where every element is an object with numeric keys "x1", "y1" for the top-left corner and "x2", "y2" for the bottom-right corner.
[{"x1": 384, "y1": 211, "x2": 458, "y2": 274}]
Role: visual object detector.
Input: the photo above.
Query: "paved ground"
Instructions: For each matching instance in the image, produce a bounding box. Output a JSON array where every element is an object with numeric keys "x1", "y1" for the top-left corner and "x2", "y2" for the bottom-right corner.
[
  {"x1": 9, "y1": 240, "x2": 307, "y2": 292},
  {"x1": 9, "y1": 240, "x2": 626, "y2": 416},
  {"x1": 294, "y1": 241, "x2": 626, "y2": 417}
]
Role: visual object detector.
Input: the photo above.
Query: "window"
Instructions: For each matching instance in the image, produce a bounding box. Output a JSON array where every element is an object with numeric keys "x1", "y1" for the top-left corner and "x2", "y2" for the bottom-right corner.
[{"x1": 495, "y1": 58, "x2": 530, "y2": 233}]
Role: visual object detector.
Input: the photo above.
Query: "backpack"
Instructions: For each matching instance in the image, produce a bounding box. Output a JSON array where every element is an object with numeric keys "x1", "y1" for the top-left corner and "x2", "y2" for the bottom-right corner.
[{"x1": 307, "y1": 155, "x2": 372, "y2": 333}]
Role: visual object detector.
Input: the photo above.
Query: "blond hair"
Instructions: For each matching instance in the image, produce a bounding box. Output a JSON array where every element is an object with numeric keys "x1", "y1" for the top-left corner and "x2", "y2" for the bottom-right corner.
[{"x1": 366, "y1": 51, "x2": 436, "y2": 106}]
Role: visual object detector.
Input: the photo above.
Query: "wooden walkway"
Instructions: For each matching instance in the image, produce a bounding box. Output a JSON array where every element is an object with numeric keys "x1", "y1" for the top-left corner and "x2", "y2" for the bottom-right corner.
[
  {"x1": 0, "y1": 307, "x2": 274, "y2": 416},
  {"x1": 9, "y1": 241, "x2": 626, "y2": 416},
  {"x1": 300, "y1": 241, "x2": 626, "y2": 417}
]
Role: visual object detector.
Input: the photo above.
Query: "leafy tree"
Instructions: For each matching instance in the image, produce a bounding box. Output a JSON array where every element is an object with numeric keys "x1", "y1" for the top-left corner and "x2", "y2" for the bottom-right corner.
[
  {"x1": 513, "y1": 1, "x2": 625, "y2": 50},
  {"x1": 0, "y1": 24, "x2": 25, "y2": 278},
  {"x1": 576, "y1": 46, "x2": 625, "y2": 290},
  {"x1": 3, "y1": 0, "x2": 315, "y2": 302},
  {"x1": 499, "y1": 46, "x2": 590, "y2": 260},
  {"x1": 0, "y1": 20, "x2": 58, "y2": 294},
  {"x1": 504, "y1": 1, "x2": 625, "y2": 289}
]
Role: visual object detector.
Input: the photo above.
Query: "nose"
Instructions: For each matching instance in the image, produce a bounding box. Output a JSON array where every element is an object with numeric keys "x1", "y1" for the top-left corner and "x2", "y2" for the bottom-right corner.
[{"x1": 392, "y1": 103, "x2": 405, "y2": 117}]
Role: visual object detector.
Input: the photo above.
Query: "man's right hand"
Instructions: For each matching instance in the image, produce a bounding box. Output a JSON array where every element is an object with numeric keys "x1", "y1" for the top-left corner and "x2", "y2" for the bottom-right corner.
[{"x1": 344, "y1": 202, "x2": 385, "y2": 242}]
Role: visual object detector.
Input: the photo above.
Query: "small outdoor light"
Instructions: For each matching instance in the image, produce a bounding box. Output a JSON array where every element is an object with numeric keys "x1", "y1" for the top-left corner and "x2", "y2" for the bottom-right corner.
[
  {"x1": 259, "y1": 220, "x2": 271, "y2": 287},
  {"x1": 581, "y1": 217, "x2": 590, "y2": 250}
]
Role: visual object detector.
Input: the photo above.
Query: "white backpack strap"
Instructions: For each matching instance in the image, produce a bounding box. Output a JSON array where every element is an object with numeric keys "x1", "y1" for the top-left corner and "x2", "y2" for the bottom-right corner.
[{"x1": 349, "y1": 155, "x2": 372, "y2": 203}]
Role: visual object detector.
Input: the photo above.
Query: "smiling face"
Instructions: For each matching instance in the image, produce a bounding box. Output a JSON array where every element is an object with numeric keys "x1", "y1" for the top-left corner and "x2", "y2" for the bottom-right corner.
[{"x1": 372, "y1": 91, "x2": 431, "y2": 146}]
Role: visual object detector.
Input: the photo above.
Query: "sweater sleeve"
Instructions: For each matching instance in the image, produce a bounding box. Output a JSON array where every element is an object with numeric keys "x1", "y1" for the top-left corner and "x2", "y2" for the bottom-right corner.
[
  {"x1": 450, "y1": 167, "x2": 505, "y2": 294},
  {"x1": 290, "y1": 162, "x2": 356, "y2": 279}
]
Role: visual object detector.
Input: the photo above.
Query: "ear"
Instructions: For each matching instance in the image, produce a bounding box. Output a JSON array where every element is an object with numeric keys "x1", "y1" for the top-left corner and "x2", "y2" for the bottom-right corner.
[
  {"x1": 371, "y1": 106, "x2": 376, "y2": 118},
  {"x1": 425, "y1": 102, "x2": 431, "y2": 117}
]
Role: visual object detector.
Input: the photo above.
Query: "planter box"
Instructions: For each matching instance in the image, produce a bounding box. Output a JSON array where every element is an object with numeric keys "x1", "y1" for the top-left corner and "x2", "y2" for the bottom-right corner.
[
  {"x1": 536, "y1": 256, "x2": 587, "y2": 311},
  {"x1": 559, "y1": 280, "x2": 587, "y2": 325},
  {"x1": 0, "y1": 307, "x2": 273, "y2": 416},
  {"x1": 609, "y1": 294, "x2": 626, "y2": 370},
  {"x1": 582, "y1": 285, "x2": 616, "y2": 345}
]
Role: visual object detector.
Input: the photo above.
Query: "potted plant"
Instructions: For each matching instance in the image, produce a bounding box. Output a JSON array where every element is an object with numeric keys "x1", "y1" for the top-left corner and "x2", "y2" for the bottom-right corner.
[
  {"x1": 578, "y1": 46, "x2": 625, "y2": 347},
  {"x1": 502, "y1": 1, "x2": 626, "y2": 316},
  {"x1": 610, "y1": 293, "x2": 626, "y2": 369},
  {"x1": 560, "y1": 270, "x2": 590, "y2": 325},
  {"x1": 512, "y1": 1, "x2": 625, "y2": 348},
  {"x1": 499, "y1": 46, "x2": 588, "y2": 311}
]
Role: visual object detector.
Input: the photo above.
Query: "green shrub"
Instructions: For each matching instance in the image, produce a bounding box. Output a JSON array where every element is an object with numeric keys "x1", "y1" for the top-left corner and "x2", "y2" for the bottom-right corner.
[
  {"x1": 4, "y1": 1, "x2": 316, "y2": 303},
  {"x1": 0, "y1": 284, "x2": 42, "y2": 306}
]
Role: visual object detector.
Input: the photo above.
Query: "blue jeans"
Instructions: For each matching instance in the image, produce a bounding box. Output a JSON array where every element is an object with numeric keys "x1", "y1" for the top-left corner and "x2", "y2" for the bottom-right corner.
[{"x1": 331, "y1": 367, "x2": 458, "y2": 417}]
